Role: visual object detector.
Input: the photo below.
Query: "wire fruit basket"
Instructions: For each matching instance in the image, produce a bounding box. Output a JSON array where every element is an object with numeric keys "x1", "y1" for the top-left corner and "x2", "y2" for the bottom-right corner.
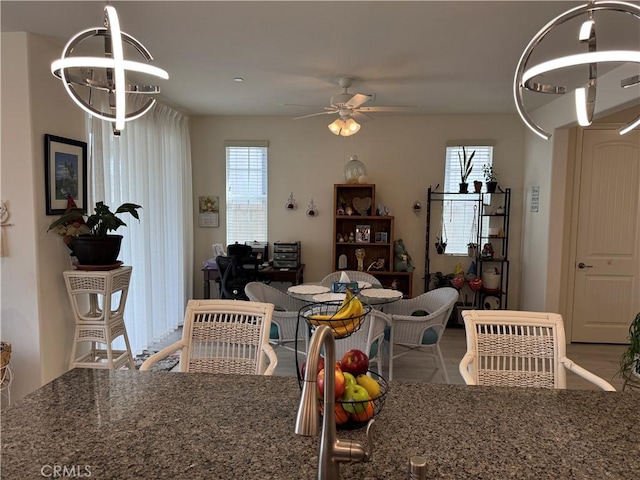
[{"x1": 326, "y1": 370, "x2": 389, "y2": 430}]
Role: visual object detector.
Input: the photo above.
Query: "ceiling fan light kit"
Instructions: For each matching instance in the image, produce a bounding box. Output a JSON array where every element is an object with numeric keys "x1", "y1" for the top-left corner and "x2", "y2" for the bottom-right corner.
[
  {"x1": 51, "y1": 5, "x2": 168, "y2": 135},
  {"x1": 514, "y1": 0, "x2": 640, "y2": 140},
  {"x1": 292, "y1": 76, "x2": 416, "y2": 136}
]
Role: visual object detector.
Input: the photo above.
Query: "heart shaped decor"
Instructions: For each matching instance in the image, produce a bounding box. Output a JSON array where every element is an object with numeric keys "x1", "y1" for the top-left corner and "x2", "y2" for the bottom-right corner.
[{"x1": 352, "y1": 196, "x2": 372, "y2": 215}]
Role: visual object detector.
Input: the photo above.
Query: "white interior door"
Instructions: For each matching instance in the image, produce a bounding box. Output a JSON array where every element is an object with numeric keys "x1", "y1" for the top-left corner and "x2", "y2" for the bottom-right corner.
[{"x1": 571, "y1": 128, "x2": 640, "y2": 343}]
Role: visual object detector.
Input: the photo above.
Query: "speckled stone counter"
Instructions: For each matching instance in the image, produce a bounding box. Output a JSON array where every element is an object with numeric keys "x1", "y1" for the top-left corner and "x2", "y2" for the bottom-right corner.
[{"x1": 2, "y1": 369, "x2": 638, "y2": 479}]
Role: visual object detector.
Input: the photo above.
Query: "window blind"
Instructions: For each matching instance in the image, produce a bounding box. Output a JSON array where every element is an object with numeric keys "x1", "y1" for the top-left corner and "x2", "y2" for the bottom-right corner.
[
  {"x1": 225, "y1": 143, "x2": 268, "y2": 245},
  {"x1": 442, "y1": 144, "x2": 494, "y2": 255}
]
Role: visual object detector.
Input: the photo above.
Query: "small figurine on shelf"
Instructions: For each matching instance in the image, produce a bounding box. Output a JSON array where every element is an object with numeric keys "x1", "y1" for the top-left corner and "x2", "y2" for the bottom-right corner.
[
  {"x1": 390, "y1": 279, "x2": 399, "y2": 290},
  {"x1": 348, "y1": 232, "x2": 355, "y2": 243},
  {"x1": 355, "y1": 248, "x2": 366, "y2": 271},
  {"x1": 345, "y1": 205, "x2": 354, "y2": 216},
  {"x1": 481, "y1": 242, "x2": 494, "y2": 258},
  {"x1": 394, "y1": 239, "x2": 415, "y2": 272},
  {"x1": 337, "y1": 233, "x2": 345, "y2": 243}
]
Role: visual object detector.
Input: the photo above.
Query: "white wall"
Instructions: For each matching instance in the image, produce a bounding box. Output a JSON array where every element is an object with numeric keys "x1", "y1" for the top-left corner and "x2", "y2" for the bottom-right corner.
[
  {"x1": 190, "y1": 114, "x2": 525, "y2": 302},
  {"x1": 1, "y1": 33, "x2": 86, "y2": 403}
]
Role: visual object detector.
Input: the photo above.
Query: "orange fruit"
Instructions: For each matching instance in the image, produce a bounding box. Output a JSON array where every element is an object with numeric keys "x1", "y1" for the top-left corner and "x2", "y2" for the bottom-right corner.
[
  {"x1": 334, "y1": 403, "x2": 350, "y2": 425},
  {"x1": 349, "y1": 400, "x2": 374, "y2": 422}
]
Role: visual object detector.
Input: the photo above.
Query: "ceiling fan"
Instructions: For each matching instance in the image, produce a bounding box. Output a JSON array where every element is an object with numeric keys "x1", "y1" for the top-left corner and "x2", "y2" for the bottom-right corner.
[{"x1": 290, "y1": 76, "x2": 415, "y2": 136}]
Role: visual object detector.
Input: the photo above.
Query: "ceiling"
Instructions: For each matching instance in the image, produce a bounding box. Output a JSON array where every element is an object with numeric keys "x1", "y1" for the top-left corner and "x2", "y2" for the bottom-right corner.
[{"x1": 2, "y1": 1, "x2": 638, "y2": 118}]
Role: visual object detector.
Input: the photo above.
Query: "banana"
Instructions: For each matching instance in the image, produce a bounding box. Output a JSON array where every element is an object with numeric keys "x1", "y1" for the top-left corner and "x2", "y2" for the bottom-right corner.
[{"x1": 308, "y1": 288, "x2": 365, "y2": 338}]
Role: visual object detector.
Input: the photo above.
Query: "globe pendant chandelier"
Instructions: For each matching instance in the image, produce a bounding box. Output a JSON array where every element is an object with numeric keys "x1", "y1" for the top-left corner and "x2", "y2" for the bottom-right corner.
[
  {"x1": 51, "y1": 5, "x2": 168, "y2": 136},
  {"x1": 514, "y1": 0, "x2": 640, "y2": 140}
]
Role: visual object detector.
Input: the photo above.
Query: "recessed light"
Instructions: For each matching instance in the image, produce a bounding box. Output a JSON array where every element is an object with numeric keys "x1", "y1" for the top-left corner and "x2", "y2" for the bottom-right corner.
[{"x1": 233, "y1": 77, "x2": 244, "y2": 82}]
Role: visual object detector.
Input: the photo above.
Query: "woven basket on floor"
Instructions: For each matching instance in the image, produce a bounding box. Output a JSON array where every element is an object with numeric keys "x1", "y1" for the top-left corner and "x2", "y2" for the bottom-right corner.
[{"x1": 1, "y1": 342, "x2": 12, "y2": 378}]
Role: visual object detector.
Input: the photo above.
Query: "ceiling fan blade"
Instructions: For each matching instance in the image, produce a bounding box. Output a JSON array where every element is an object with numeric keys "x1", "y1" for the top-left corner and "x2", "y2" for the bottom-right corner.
[
  {"x1": 293, "y1": 111, "x2": 338, "y2": 120},
  {"x1": 352, "y1": 111, "x2": 374, "y2": 122},
  {"x1": 358, "y1": 106, "x2": 417, "y2": 112},
  {"x1": 279, "y1": 103, "x2": 330, "y2": 108},
  {"x1": 345, "y1": 93, "x2": 373, "y2": 109}
]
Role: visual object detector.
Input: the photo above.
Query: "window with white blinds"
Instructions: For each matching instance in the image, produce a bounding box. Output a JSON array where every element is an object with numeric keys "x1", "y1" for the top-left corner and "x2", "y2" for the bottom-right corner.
[
  {"x1": 442, "y1": 144, "x2": 494, "y2": 255},
  {"x1": 225, "y1": 142, "x2": 268, "y2": 246}
]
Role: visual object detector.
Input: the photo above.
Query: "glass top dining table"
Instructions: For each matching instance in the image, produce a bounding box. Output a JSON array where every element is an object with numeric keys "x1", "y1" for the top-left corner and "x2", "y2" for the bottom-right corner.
[{"x1": 286, "y1": 282, "x2": 403, "y2": 306}]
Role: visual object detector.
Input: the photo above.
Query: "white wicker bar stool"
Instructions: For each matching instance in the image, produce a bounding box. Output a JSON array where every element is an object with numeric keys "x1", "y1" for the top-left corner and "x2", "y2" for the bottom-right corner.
[{"x1": 64, "y1": 266, "x2": 135, "y2": 370}]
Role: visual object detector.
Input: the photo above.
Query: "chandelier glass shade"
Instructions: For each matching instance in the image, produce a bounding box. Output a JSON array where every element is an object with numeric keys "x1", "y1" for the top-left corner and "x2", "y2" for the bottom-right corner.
[
  {"x1": 51, "y1": 6, "x2": 168, "y2": 135},
  {"x1": 328, "y1": 116, "x2": 361, "y2": 136},
  {"x1": 513, "y1": 0, "x2": 640, "y2": 140}
]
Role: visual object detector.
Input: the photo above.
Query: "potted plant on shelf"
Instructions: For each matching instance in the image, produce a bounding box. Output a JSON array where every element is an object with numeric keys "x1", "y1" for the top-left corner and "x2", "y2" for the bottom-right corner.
[
  {"x1": 619, "y1": 312, "x2": 640, "y2": 391},
  {"x1": 49, "y1": 201, "x2": 141, "y2": 266},
  {"x1": 458, "y1": 146, "x2": 475, "y2": 193},
  {"x1": 482, "y1": 164, "x2": 498, "y2": 193}
]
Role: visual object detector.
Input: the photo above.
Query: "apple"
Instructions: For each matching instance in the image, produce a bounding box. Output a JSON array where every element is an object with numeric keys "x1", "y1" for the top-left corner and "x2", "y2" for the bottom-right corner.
[
  {"x1": 300, "y1": 356, "x2": 325, "y2": 378},
  {"x1": 317, "y1": 365, "x2": 346, "y2": 400},
  {"x1": 340, "y1": 349, "x2": 369, "y2": 376},
  {"x1": 343, "y1": 371, "x2": 357, "y2": 388},
  {"x1": 341, "y1": 384, "x2": 370, "y2": 414}
]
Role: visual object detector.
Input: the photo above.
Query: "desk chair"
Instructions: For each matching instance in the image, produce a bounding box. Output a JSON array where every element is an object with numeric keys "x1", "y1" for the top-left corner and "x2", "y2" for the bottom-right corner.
[
  {"x1": 459, "y1": 310, "x2": 616, "y2": 390},
  {"x1": 216, "y1": 255, "x2": 258, "y2": 300},
  {"x1": 140, "y1": 300, "x2": 278, "y2": 375}
]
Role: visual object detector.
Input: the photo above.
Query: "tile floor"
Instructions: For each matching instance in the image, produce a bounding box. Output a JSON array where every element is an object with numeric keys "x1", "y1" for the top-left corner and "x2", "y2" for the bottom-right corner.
[{"x1": 154, "y1": 324, "x2": 627, "y2": 390}]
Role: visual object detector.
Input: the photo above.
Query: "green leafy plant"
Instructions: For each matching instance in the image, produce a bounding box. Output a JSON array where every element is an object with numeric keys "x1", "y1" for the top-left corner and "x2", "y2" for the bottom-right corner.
[
  {"x1": 49, "y1": 201, "x2": 141, "y2": 238},
  {"x1": 619, "y1": 312, "x2": 640, "y2": 390},
  {"x1": 482, "y1": 164, "x2": 496, "y2": 182},
  {"x1": 458, "y1": 146, "x2": 476, "y2": 183}
]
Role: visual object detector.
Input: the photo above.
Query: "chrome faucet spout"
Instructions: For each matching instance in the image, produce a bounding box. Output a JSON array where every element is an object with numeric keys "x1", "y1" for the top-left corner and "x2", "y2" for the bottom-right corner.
[{"x1": 295, "y1": 325, "x2": 374, "y2": 480}]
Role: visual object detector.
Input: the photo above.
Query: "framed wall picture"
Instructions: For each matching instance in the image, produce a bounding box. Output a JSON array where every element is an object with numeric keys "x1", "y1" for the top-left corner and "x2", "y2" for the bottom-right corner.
[
  {"x1": 355, "y1": 224, "x2": 371, "y2": 243},
  {"x1": 375, "y1": 232, "x2": 388, "y2": 243},
  {"x1": 198, "y1": 195, "x2": 220, "y2": 227},
  {"x1": 45, "y1": 134, "x2": 87, "y2": 215}
]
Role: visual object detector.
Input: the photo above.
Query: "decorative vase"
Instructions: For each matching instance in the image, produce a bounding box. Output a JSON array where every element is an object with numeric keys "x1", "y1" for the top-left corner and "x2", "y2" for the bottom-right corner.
[
  {"x1": 344, "y1": 155, "x2": 367, "y2": 184},
  {"x1": 473, "y1": 181, "x2": 483, "y2": 193},
  {"x1": 459, "y1": 182, "x2": 469, "y2": 193},
  {"x1": 72, "y1": 235, "x2": 123, "y2": 266},
  {"x1": 486, "y1": 181, "x2": 498, "y2": 193}
]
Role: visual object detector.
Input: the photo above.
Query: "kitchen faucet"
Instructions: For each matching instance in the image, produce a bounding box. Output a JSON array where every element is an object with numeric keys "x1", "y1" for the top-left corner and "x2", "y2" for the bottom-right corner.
[{"x1": 295, "y1": 325, "x2": 374, "y2": 480}]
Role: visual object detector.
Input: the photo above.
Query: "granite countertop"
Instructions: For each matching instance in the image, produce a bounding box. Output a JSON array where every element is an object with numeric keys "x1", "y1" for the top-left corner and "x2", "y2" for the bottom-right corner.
[{"x1": 2, "y1": 369, "x2": 639, "y2": 479}]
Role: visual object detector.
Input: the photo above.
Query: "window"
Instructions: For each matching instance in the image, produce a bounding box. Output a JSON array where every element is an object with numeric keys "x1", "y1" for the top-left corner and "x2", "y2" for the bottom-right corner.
[
  {"x1": 225, "y1": 141, "x2": 268, "y2": 245},
  {"x1": 442, "y1": 143, "x2": 494, "y2": 255}
]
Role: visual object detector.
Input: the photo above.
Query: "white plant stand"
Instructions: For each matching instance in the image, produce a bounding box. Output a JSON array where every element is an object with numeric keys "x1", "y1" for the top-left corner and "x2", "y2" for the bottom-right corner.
[{"x1": 64, "y1": 266, "x2": 135, "y2": 370}]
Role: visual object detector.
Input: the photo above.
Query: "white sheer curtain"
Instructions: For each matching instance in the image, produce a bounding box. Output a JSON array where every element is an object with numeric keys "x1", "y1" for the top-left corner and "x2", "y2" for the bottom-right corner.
[{"x1": 88, "y1": 97, "x2": 193, "y2": 354}]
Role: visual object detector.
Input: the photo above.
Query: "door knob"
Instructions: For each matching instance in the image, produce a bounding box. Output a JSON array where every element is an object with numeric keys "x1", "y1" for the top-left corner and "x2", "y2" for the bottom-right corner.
[{"x1": 578, "y1": 262, "x2": 593, "y2": 269}]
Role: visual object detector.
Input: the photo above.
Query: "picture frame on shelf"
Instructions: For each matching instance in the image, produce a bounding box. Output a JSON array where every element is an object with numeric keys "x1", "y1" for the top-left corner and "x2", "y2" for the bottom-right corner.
[
  {"x1": 44, "y1": 134, "x2": 87, "y2": 215},
  {"x1": 355, "y1": 224, "x2": 371, "y2": 243},
  {"x1": 375, "y1": 232, "x2": 388, "y2": 243}
]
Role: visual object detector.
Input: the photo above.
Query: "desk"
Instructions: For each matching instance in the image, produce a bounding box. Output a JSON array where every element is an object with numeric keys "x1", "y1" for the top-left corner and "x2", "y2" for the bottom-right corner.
[
  {"x1": 3, "y1": 369, "x2": 638, "y2": 479},
  {"x1": 202, "y1": 264, "x2": 304, "y2": 299}
]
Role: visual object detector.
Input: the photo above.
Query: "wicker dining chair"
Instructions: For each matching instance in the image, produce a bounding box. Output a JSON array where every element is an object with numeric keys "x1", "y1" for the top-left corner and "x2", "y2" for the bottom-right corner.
[
  {"x1": 140, "y1": 300, "x2": 278, "y2": 375},
  {"x1": 384, "y1": 287, "x2": 458, "y2": 382},
  {"x1": 244, "y1": 281, "x2": 309, "y2": 355},
  {"x1": 459, "y1": 310, "x2": 616, "y2": 390},
  {"x1": 332, "y1": 309, "x2": 391, "y2": 378}
]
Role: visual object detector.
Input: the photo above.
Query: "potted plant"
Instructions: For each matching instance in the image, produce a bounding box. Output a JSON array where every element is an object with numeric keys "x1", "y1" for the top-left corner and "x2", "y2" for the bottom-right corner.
[
  {"x1": 458, "y1": 146, "x2": 475, "y2": 193},
  {"x1": 473, "y1": 180, "x2": 483, "y2": 193},
  {"x1": 434, "y1": 236, "x2": 447, "y2": 254},
  {"x1": 619, "y1": 312, "x2": 640, "y2": 391},
  {"x1": 482, "y1": 164, "x2": 498, "y2": 193},
  {"x1": 49, "y1": 201, "x2": 141, "y2": 266}
]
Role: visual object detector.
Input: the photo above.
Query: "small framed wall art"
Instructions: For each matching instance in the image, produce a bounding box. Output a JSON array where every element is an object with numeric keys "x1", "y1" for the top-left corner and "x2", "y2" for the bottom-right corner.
[
  {"x1": 198, "y1": 195, "x2": 219, "y2": 227},
  {"x1": 44, "y1": 134, "x2": 87, "y2": 215}
]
